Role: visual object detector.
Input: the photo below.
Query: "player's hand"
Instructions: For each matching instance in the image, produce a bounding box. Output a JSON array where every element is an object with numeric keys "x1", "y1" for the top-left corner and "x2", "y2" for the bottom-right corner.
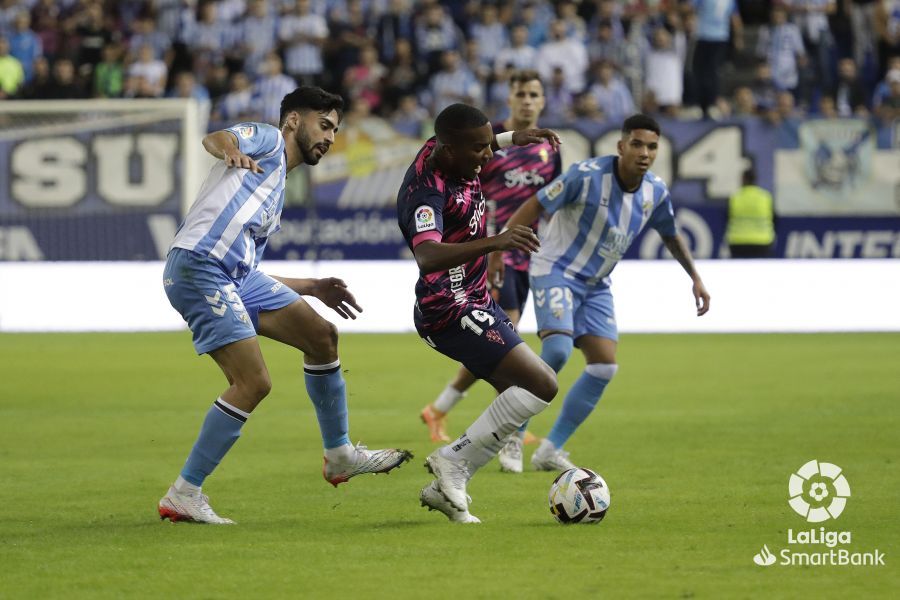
[
  {"x1": 495, "y1": 225, "x2": 539, "y2": 253},
  {"x1": 512, "y1": 128, "x2": 562, "y2": 150},
  {"x1": 487, "y1": 251, "x2": 506, "y2": 290},
  {"x1": 224, "y1": 149, "x2": 262, "y2": 173},
  {"x1": 313, "y1": 277, "x2": 363, "y2": 320},
  {"x1": 693, "y1": 279, "x2": 710, "y2": 316}
]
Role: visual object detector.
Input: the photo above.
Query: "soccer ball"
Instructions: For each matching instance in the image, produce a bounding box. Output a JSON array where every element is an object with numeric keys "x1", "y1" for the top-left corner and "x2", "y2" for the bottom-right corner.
[{"x1": 548, "y1": 467, "x2": 610, "y2": 524}]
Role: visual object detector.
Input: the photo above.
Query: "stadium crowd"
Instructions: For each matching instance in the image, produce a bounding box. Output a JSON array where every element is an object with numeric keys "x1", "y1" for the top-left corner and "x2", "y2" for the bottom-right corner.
[{"x1": 1, "y1": 0, "x2": 900, "y2": 129}]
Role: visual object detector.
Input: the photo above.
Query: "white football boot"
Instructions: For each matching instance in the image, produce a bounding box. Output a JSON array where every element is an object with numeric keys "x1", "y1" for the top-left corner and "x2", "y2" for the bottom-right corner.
[
  {"x1": 498, "y1": 435, "x2": 524, "y2": 473},
  {"x1": 424, "y1": 450, "x2": 470, "y2": 512},
  {"x1": 323, "y1": 442, "x2": 413, "y2": 487},
  {"x1": 531, "y1": 439, "x2": 576, "y2": 472},
  {"x1": 419, "y1": 481, "x2": 480, "y2": 523},
  {"x1": 158, "y1": 486, "x2": 235, "y2": 524}
]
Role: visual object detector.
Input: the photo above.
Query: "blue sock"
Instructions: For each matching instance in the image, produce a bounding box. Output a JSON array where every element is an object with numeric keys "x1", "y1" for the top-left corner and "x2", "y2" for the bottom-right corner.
[
  {"x1": 547, "y1": 364, "x2": 617, "y2": 449},
  {"x1": 180, "y1": 398, "x2": 248, "y2": 486},
  {"x1": 540, "y1": 333, "x2": 573, "y2": 373},
  {"x1": 304, "y1": 360, "x2": 350, "y2": 449}
]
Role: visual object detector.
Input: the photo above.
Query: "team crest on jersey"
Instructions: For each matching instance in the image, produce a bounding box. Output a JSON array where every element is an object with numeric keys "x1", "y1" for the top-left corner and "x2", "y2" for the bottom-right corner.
[
  {"x1": 642, "y1": 198, "x2": 654, "y2": 215},
  {"x1": 485, "y1": 329, "x2": 505, "y2": 345},
  {"x1": 415, "y1": 205, "x2": 436, "y2": 233},
  {"x1": 539, "y1": 148, "x2": 549, "y2": 163},
  {"x1": 237, "y1": 125, "x2": 255, "y2": 139},
  {"x1": 545, "y1": 179, "x2": 564, "y2": 200}
]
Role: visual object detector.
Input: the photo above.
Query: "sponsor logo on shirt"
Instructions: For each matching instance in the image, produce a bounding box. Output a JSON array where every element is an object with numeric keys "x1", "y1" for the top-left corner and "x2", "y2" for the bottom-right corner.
[
  {"x1": 504, "y1": 167, "x2": 547, "y2": 189},
  {"x1": 415, "y1": 205, "x2": 436, "y2": 233},
  {"x1": 237, "y1": 125, "x2": 255, "y2": 139}
]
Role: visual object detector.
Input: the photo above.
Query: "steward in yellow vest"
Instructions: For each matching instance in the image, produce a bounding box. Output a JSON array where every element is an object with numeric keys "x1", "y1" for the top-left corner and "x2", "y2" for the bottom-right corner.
[{"x1": 726, "y1": 168, "x2": 775, "y2": 258}]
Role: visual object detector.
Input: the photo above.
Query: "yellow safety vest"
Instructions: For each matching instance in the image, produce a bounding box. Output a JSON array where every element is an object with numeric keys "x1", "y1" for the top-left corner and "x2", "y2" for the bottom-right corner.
[{"x1": 726, "y1": 185, "x2": 775, "y2": 245}]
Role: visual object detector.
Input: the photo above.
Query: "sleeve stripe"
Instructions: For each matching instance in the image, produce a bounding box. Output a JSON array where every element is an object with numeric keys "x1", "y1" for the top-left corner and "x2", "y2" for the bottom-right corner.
[{"x1": 412, "y1": 231, "x2": 442, "y2": 248}]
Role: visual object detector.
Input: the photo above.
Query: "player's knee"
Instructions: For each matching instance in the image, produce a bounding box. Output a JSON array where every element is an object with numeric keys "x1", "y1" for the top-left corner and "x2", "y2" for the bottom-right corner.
[
  {"x1": 238, "y1": 371, "x2": 271, "y2": 402},
  {"x1": 530, "y1": 361, "x2": 558, "y2": 403},
  {"x1": 308, "y1": 319, "x2": 339, "y2": 361},
  {"x1": 540, "y1": 333, "x2": 573, "y2": 373}
]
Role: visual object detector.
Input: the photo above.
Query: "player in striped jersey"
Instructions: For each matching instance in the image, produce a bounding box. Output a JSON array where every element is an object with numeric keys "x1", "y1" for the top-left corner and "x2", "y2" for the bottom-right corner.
[
  {"x1": 419, "y1": 70, "x2": 562, "y2": 475},
  {"x1": 492, "y1": 114, "x2": 711, "y2": 471},
  {"x1": 158, "y1": 87, "x2": 411, "y2": 525},
  {"x1": 398, "y1": 103, "x2": 561, "y2": 522}
]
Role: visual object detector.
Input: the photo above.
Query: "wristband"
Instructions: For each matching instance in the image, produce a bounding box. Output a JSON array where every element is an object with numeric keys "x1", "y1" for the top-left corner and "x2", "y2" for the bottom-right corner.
[{"x1": 496, "y1": 131, "x2": 514, "y2": 148}]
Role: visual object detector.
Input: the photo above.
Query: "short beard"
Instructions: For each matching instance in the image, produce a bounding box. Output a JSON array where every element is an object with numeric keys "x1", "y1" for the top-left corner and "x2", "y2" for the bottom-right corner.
[{"x1": 297, "y1": 124, "x2": 320, "y2": 165}]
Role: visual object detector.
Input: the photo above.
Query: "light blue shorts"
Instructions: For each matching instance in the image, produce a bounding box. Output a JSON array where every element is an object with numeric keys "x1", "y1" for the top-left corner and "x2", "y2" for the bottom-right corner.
[
  {"x1": 530, "y1": 272, "x2": 618, "y2": 342},
  {"x1": 163, "y1": 248, "x2": 300, "y2": 354}
]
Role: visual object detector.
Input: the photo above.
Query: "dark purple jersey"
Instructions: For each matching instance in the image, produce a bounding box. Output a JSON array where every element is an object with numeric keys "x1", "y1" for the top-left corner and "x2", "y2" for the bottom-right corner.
[
  {"x1": 397, "y1": 138, "x2": 490, "y2": 333},
  {"x1": 482, "y1": 123, "x2": 562, "y2": 271}
]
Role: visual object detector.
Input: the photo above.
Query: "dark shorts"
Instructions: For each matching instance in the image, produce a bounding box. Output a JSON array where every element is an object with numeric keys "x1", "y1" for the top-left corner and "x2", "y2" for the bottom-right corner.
[
  {"x1": 415, "y1": 299, "x2": 524, "y2": 380},
  {"x1": 497, "y1": 268, "x2": 530, "y2": 313}
]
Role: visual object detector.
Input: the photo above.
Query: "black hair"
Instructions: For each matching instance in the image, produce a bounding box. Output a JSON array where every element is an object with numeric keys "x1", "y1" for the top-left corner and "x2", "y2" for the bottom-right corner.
[
  {"x1": 433, "y1": 103, "x2": 489, "y2": 143},
  {"x1": 742, "y1": 167, "x2": 756, "y2": 186},
  {"x1": 279, "y1": 86, "x2": 344, "y2": 127},
  {"x1": 621, "y1": 113, "x2": 661, "y2": 136}
]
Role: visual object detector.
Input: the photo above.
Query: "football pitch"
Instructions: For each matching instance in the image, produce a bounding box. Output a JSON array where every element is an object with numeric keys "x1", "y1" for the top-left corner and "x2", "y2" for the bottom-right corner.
[{"x1": 1, "y1": 332, "x2": 897, "y2": 598}]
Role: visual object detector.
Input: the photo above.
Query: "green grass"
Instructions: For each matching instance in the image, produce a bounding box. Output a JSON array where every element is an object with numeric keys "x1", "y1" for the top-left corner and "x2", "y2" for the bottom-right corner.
[{"x1": 1, "y1": 332, "x2": 898, "y2": 598}]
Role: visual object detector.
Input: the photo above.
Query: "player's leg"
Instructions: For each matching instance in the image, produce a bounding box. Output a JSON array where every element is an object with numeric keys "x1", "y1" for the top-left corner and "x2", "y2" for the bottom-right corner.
[
  {"x1": 421, "y1": 366, "x2": 475, "y2": 443},
  {"x1": 421, "y1": 305, "x2": 557, "y2": 518},
  {"x1": 250, "y1": 273, "x2": 411, "y2": 486},
  {"x1": 158, "y1": 249, "x2": 270, "y2": 524},
  {"x1": 534, "y1": 286, "x2": 619, "y2": 471}
]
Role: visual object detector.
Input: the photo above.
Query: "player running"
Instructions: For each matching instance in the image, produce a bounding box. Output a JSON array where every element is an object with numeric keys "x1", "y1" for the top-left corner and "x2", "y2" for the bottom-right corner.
[
  {"x1": 419, "y1": 70, "x2": 562, "y2": 476},
  {"x1": 397, "y1": 103, "x2": 560, "y2": 523},
  {"x1": 158, "y1": 87, "x2": 411, "y2": 525},
  {"x1": 491, "y1": 114, "x2": 711, "y2": 472}
]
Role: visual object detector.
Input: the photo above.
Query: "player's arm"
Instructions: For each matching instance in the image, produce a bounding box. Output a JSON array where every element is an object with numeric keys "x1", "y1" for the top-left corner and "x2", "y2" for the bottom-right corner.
[
  {"x1": 487, "y1": 194, "x2": 544, "y2": 287},
  {"x1": 270, "y1": 275, "x2": 363, "y2": 320},
  {"x1": 661, "y1": 235, "x2": 711, "y2": 316},
  {"x1": 413, "y1": 226, "x2": 540, "y2": 275},
  {"x1": 202, "y1": 130, "x2": 262, "y2": 173},
  {"x1": 491, "y1": 129, "x2": 562, "y2": 152}
]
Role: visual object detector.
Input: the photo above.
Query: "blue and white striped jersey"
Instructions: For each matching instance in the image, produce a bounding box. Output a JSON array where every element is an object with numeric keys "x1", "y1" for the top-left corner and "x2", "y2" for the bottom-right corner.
[
  {"x1": 531, "y1": 155, "x2": 677, "y2": 286},
  {"x1": 170, "y1": 122, "x2": 287, "y2": 280}
]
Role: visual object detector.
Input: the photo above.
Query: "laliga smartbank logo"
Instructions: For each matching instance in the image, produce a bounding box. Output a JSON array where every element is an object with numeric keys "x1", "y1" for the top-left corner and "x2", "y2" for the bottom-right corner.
[{"x1": 752, "y1": 460, "x2": 885, "y2": 568}]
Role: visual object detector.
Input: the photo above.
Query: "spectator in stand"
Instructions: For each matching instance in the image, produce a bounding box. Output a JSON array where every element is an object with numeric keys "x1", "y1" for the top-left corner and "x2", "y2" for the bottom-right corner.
[
  {"x1": 0, "y1": 0, "x2": 19, "y2": 34},
  {"x1": 875, "y1": 0, "x2": 900, "y2": 77},
  {"x1": 751, "y1": 61, "x2": 780, "y2": 111},
  {"x1": 494, "y1": 25, "x2": 537, "y2": 75},
  {"x1": 542, "y1": 65, "x2": 574, "y2": 123},
  {"x1": 428, "y1": 48, "x2": 482, "y2": 114},
  {"x1": 587, "y1": 19, "x2": 626, "y2": 67},
  {"x1": 589, "y1": 0, "x2": 624, "y2": 41},
  {"x1": 558, "y1": 1, "x2": 588, "y2": 42},
  {"x1": 279, "y1": 0, "x2": 328, "y2": 86},
  {"x1": 75, "y1": 2, "x2": 115, "y2": 75},
  {"x1": 833, "y1": 57, "x2": 870, "y2": 116},
  {"x1": 757, "y1": 5, "x2": 807, "y2": 95},
  {"x1": 487, "y1": 61, "x2": 513, "y2": 119},
  {"x1": 787, "y1": 0, "x2": 836, "y2": 101},
  {"x1": 390, "y1": 93, "x2": 428, "y2": 136},
  {"x1": 817, "y1": 94, "x2": 839, "y2": 116},
  {"x1": 644, "y1": 26, "x2": 686, "y2": 116},
  {"x1": 415, "y1": 2, "x2": 462, "y2": 76},
  {"x1": 18, "y1": 55, "x2": 51, "y2": 99},
  {"x1": 536, "y1": 19, "x2": 588, "y2": 93},
  {"x1": 186, "y1": 1, "x2": 233, "y2": 72},
  {"x1": 128, "y1": 15, "x2": 171, "y2": 62},
  {"x1": 374, "y1": 0, "x2": 414, "y2": 64},
  {"x1": 168, "y1": 70, "x2": 210, "y2": 102},
  {"x1": 520, "y1": 2, "x2": 550, "y2": 48},
  {"x1": 94, "y1": 42, "x2": 124, "y2": 98},
  {"x1": 45, "y1": 57, "x2": 86, "y2": 99},
  {"x1": 463, "y1": 38, "x2": 491, "y2": 92},
  {"x1": 252, "y1": 52, "x2": 298, "y2": 125},
  {"x1": 214, "y1": 71, "x2": 257, "y2": 122},
  {"x1": 238, "y1": 0, "x2": 278, "y2": 76},
  {"x1": 343, "y1": 43, "x2": 386, "y2": 112},
  {"x1": 852, "y1": 0, "x2": 879, "y2": 68},
  {"x1": 30, "y1": 0, "x2": 61, "y2": 59},
  {"x1": 383, "y1": 37, "x2": 423, "y2": 110},
  {"x1": 469, "y1": 4, "x2": 507, "y2": 70},
  {"x1": 0, "y1": 36, "x2": 24, "y2": 98},
  {"x1": 588, "y1": 60, "x2": 635, "y2": 122},
  {"x1": 693, "y1": 0, "x2": 744, "y2": 118},
  {"x1": 129, "y1": 43, "x2": 167, "y2": 97},
  {"x1": 732, "y1": 85, "x2": 758, "y2": 118},
  {"x1": 326, "y1": 0, "x2": 371, "y2": 86},
  {"x1": 875, "y1": 68, "x2": 900, "y2": 120},
  {"x1": 204, "y1": 62, "x2": 232, "y2": 103},
  {"x1": 572, "y1": 91, "x2": 604, "y2": 120},
  {"x1": 8, "y1": 11, "x2": 41, "y2": 83}
]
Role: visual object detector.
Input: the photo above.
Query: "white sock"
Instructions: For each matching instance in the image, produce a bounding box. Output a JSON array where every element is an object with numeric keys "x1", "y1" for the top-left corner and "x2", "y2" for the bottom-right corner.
[
  {"x1": 173, "y1": 475, "x2": 200, "y2": 496},
  {"x1": 440, "y1": 386, "x2": 548, "y2": 475},
  {"x1": 433, "y1": 384, "x2": 465, "y2": 413},
  {"x1": 324, "y1": 443, "x2": 354, "y2": 462},
  {"x1": 536, "y1": 438, "x2": 557, "y2": 455}
]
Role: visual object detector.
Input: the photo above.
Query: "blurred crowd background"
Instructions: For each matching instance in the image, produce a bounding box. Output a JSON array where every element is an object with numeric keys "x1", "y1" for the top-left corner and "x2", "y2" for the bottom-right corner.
[{"x1": 1, "y1": 0, "x2": 899, "y2": 132}]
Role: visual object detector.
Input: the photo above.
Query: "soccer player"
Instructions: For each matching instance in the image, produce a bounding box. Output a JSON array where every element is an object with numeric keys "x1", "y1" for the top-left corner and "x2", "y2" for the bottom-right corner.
[
  {"x1": 397, "y1": 103, "x2": 561, "y2": 523},
  {"x1": 158, "y1": 87, "x2": 411, "y2": 525},
  {"x1": 491, "y1": 114, "x2": 711, "y2": 471},
  {"x1": 419, "y1": 70, "x2": 562, "y2": 475}
]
